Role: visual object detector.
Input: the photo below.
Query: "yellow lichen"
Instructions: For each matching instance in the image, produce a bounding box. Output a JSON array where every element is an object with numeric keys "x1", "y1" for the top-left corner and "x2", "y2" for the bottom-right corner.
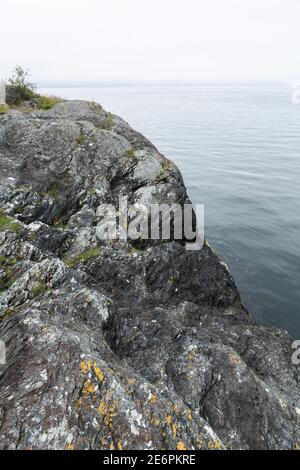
[
  {"x1": 185, "y1": 408, "x2": 192, "y2": 421},
  {"x1": 187, "y1": 352, "x2": 195, "y2": 361},
  {"x1": 208, "y1": 439, "x2": 222, "y2": 450},
  {"x1": 94, "y1": 364, "x2": 104, "y2": 383},
  {"x1": 82, "y1": 379, "x2": 96, "y2": 395},
  {"x1": 80, "y1": 360, "x2": 105, "y2": 383},
  {"x1": 172, "y1": 402, "x2": 180, "y2": 415},
  {"x1": 172, "y1": 423, "x2": 177, "y2": 439},
  {"x1": 196, "y1": 439, "x2": 204, "y2": 449},
  {"x1": 75, "y1": 398, "x2": 82, "y2": 410},
  {"x1": 293, "y1": 442, "x2": 300, "y2": 450},
  {"x1": 80, "y1": 360, "x2": 93, "y2": 374},
  {"x1": 127, "y1": 378, "x2": 137, "y2": 385},
  {"x1": 98, "y1": 399, "x2": 118, "y2": 427},
  {"x1": 165, "y1": 415, "x2": 172, "y2": 426},
  {"x1": 177, "y1": 441, "x2": 187, "y2": 450},
  {"x1": 65, "y1": 443, "x2": 74, "y2": 450},
  {"x1": 227, "y1": 352, "x2": 241, "y2": 366},
  {"x1": 151, "y1": 417, "x2": 161, "y2": 426},
  {"x1": 117, "y1": 441, "x2": 123, "y2": 450},
  {"x1": 149, "y1": 392, "x2": 157, "y2": 404}
]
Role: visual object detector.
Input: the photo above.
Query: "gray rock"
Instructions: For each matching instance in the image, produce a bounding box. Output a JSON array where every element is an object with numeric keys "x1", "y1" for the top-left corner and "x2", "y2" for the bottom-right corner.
[{"x1": 0, "y1": 100, "x2": 299, "y2": 450}]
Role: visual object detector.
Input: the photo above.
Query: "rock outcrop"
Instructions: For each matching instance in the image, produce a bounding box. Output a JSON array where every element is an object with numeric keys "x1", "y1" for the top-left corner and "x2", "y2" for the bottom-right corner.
[{"x1": 0, "y1": 100, "x2": 299, "y2": 450}]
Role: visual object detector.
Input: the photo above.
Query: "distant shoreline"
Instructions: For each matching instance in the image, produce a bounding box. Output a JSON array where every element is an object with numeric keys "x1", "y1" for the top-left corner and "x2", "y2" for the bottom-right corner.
[{"x1": 39, "y1": 79, "x2": 291, "y2": 89}]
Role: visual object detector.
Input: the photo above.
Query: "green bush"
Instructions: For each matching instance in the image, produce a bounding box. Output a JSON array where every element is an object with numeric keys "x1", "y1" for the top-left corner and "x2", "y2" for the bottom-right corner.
[{"x1": 7, "y1": 66, "x2": 37, "y2": 105}]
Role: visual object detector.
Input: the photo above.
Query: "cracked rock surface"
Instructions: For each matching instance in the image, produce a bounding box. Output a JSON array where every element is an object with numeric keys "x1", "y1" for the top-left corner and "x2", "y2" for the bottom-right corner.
[{"x1": 0, "y1": 100, "x2": 299, "y2": 450}]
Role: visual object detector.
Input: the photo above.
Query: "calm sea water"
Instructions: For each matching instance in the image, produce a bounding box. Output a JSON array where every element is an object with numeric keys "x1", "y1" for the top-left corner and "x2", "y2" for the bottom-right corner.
[{"x1": 43, "y1": 83, "x2": 300, "y2": 337}]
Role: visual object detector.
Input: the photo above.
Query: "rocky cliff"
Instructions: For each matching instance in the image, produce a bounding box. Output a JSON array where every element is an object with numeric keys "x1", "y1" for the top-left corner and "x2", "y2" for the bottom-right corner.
[{"x1": 0, "y1": 100, "x2": 299, "y2": 450}]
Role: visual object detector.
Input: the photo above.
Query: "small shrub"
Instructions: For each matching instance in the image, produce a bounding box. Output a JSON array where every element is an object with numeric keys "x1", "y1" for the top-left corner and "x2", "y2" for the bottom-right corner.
[
  {"x1": 88, "y1": 101, "x2": 102, "y2": 112},
  {"x1": 7, "y1": 66, "x2": 37, "y2": 105},
  {"x1": 107, "y1": 113, "x2": 114, "y2": 130}
]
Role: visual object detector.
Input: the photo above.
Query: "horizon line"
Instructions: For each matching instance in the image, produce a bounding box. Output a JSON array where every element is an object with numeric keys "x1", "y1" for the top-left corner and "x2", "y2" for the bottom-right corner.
[{"x1": 37, "y1": 78, "x2": 294, "y2": 88}]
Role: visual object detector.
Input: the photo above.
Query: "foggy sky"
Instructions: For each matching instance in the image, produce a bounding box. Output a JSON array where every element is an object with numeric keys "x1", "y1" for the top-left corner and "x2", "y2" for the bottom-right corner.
[{"x1": 1, "y1": 0, "x2": 300, "y2": 82}]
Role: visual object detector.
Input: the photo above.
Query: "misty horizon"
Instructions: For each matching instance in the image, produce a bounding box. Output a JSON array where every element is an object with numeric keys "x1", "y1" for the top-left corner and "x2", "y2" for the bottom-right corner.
[{"x1": 1, "y1": 0, "x2": 300, "y2": 82}]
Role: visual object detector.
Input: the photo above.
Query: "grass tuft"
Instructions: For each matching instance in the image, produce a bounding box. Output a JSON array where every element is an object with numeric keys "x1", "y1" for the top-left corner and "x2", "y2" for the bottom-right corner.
[
  {"x1": 124, "y1": 148, "x2": 136, "y2": 159},
  {"x1": 0, "y1": 268, "x2": 16, "y2": 291},
  {"x1": 65, "y1": 247, "x2": 101, "y2": 268},
  {"x1": 0, "y1": 104, "x2": 10, "y2": 115},
  {"x1": 29, "y1": 281, "x2": 49, "y2": 299},
  {"x1": 0, "y1": 211, "x2": 22, "y2": 233},
  {"x1": 36, "y1": 95, "x2": 62, "y2": 110},
  {"x1": 76, "y1": 134, "x2": 87, "y2": 145}
]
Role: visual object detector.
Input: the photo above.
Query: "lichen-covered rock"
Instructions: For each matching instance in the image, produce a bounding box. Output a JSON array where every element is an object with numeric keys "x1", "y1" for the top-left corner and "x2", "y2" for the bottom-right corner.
[{"x1": 0, "y1": 101, "x2": 299, "y2": 450}]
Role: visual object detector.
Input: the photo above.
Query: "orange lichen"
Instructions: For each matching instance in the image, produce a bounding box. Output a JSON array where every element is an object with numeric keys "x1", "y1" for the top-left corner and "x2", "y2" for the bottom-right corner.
[
  {"x1": 82, "y1": 379, "x2": 96, "y2": 395},
  {"x1": 80, "y1": 360, "x2": 105, "y2": 384},
  {"x1": 208, "y1": 439, "x2": 222, "y2": 450},
  {"x1": 177, "y1": 441, "x2": 187, "y2": 450}
]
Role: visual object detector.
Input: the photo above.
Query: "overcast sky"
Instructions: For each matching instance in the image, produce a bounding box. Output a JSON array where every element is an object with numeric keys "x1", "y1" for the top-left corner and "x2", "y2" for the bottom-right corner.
[{"x1": 1, "y1": 0, "x2": 300, "y2": 82}]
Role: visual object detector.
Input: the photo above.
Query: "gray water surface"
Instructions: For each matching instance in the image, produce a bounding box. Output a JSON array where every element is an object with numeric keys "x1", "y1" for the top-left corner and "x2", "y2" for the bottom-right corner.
[{"x1": 43, "y1": 83, "x2": 300, "y2": 336}]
